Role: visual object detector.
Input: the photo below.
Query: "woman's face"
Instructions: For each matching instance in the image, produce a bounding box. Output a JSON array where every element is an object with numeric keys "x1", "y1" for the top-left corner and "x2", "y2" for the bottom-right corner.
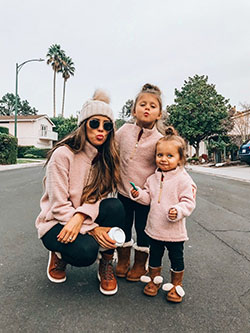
[{"x1": 86, "y1": 115, "x2": 113, "y2": 147}]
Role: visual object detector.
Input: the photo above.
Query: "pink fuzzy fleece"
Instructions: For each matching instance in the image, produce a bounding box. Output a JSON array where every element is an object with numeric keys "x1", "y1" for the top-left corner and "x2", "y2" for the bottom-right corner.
[
  {"x1": 129, "y1": 167, "x2": 197, "y2": 242},
  {"x1": 35, "y1": 142, "x2": 101, "y2": 239},
  {"x1": 116, "y1": 123, "x2": 162, "y2": 197}
]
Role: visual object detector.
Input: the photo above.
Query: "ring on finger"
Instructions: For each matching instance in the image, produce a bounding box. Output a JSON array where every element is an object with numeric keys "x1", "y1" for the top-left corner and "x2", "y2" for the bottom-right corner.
[{"x1": 69, "y1": 237, "x2": 73, "y2": 240}]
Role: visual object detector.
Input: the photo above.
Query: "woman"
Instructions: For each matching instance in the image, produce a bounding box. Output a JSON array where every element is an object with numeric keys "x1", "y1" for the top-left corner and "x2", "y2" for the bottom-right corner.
[{"x1": 35, "y1": 90, "x2": 125, "y2": 296}]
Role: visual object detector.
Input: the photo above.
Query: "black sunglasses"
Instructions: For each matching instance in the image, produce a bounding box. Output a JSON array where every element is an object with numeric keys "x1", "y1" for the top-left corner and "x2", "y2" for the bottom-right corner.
[{"x1": 88, "y1": 119, "x2": 113, "y2": 132}]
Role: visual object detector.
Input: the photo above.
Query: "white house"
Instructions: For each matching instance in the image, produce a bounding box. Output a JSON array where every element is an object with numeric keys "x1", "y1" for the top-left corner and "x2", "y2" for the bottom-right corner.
[{"x1": 0, "y1": 114, "x2": 58, "y2": 148}]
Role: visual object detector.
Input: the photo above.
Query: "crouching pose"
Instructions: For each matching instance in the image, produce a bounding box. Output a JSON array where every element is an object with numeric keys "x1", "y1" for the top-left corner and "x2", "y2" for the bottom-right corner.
[
  {"x1": 35, "y1": 90, "x2": 125, "y2": 296},
  {"x1": 130, "y1": 127, "x2": 197, "y2": 302}
]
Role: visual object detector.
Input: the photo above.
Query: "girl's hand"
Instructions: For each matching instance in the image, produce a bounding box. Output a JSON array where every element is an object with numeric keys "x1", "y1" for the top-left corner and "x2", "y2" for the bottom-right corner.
[
  {"x1": 57, "y1": 213, "x2": 86, "y2": 244},
  {"x1": 88, "y1": 227, "x2": 116, "y2": 249},
  {"x1": 168, "y1": 208, "x2": 178, "y2": 220},
  {"x1": 131, "y1": 189, "x2": 139, "y2": 198}
]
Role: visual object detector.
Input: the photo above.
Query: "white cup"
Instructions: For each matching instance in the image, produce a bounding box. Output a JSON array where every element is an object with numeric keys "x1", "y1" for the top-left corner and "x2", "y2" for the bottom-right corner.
[{"x1": 108, "y1": 227, "x2": 125, "y2": 247}]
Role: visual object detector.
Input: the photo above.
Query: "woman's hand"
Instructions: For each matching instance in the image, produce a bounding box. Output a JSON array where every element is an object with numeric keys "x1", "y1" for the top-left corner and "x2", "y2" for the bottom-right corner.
[
  {"x1": 88, "y1": 227, "x2": 116, "y2": 249},
  {"x1": 57, "y1": 213, "x2": 86, "y2": 244}
]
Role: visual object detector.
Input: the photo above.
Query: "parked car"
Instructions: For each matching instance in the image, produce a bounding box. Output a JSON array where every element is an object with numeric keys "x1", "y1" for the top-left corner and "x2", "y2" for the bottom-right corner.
[{"x1": 239, "y1": 140, "x2": 250, "y2": 165}]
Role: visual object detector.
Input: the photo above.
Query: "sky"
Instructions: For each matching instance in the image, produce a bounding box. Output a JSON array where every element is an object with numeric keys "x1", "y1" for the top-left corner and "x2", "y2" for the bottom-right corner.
[{"x1": 1, "y1": 0, "x2": 250, "y2": 119}]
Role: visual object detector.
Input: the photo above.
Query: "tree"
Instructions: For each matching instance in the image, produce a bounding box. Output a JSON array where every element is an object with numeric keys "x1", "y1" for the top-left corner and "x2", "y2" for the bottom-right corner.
[
  {"x1": 115, "y1": 99, "x2": 133, "y2": 129},
  {"x1": 0, "y1": 93, "x2": 38, "y2": 115},
  {"x1": 51, "y1": 115, "x2": 77, "y2": 141},
  {"x1": 168, "y1": 75, "x2": 232, "y2": 156},
  {"x1": 46, "y1": 44, "x2": 65, "y2": 117},
  {"x1": 120, "y1": 99, "x2": 133, "y2": 120},
  {"x1": 60, "y1": 55, "x2": 75, "y2": 117}
]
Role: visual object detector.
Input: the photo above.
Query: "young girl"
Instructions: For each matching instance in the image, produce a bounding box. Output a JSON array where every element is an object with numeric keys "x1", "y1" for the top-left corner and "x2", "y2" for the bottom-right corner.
[
  {"x1": 35, "y1": 90, "x2": 125, "y2": 296},
  {"x1": 130, "y1": 127, "x2": 197, "y2": 302},
  {"x1": 115, "y1": 83, "x2": 163, "y2": 281}
]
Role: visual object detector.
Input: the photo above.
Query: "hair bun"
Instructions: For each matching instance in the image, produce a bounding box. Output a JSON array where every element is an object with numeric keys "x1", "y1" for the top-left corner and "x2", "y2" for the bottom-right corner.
[
  {"x1": 92, "y1": 89, "x2": 110, "y2": 104},
  {"x1": 142, "y1": 83, "x2": 161, "y2": 96},
  {"x1": 165, "y1": 126, "x2": 178, "y2": 136}
]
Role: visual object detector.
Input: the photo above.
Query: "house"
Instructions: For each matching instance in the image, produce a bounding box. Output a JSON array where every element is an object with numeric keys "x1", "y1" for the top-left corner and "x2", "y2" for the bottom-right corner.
[
  {"x1": 0, "y1": 114, "x2": 58, "y2": 148},
  {"x1": 229, "y1": 109, "x2": 250, "y2": 144}
]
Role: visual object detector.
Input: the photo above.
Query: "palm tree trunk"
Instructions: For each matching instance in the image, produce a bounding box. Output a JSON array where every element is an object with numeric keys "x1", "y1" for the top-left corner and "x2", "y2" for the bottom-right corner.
[
  {"x1": 61, "y1": 79, "x2": 66, "y2": 118},
  {"x1": 53, "y1": 70, "x2": 56, "y2": 117}
]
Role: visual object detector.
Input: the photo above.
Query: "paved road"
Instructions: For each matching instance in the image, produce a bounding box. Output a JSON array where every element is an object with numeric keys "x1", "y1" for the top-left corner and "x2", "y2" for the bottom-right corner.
[{"x1": 0, "y1": 167, "x2": 249, "y2": 333}]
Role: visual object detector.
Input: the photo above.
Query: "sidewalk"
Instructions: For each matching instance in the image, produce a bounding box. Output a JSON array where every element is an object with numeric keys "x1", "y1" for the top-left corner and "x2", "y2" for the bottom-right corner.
[
  {"x1": 186, "y1": 163, "x2": 250, "y2": 183},
  {"x1": 0, "y1": 160, "x2": 45, "y2": 171}
]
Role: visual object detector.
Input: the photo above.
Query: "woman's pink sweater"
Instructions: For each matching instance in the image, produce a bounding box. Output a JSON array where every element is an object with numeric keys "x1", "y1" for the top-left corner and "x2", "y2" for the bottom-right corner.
[
  {"x1": 130, "y1": 167, "x2": 197, "y2": 242},
  {"x1": 35, "y1": 142, "x2": 101, "y2": 239},
  {"x1": 116, "y1": 123, "x2": 162, "y2": 198}
]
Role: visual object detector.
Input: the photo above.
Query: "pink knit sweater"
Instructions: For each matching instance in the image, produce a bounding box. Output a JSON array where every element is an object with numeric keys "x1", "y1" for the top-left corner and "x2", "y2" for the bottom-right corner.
[
  {"x1": 116, "y1": 123, "x2": 162, "y2": 197},
  {"x1": 35, "y1": 142, "x2": 102, "y2": 239},
  {"x1": 129, "y1": 167, "x2": 197, "y2": 242}
]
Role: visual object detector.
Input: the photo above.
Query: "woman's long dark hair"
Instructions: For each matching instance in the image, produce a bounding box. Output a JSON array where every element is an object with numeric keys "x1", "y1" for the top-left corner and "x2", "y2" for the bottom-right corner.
[{"x1": 46, "y1": 120, "x2": 120, "y2": 203}]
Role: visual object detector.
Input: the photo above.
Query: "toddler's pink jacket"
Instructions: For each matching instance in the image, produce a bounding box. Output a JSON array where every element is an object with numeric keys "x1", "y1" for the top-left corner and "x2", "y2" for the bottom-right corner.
[
  {"x1": 130, "y1": 167, "x2": 197, "y2": 242},
  {"x1": 35, "y1": 142, "x2": 101, "y2": 239},
  {"x1": 116, "y1": 123, "x2": 162, "y2": 198}
]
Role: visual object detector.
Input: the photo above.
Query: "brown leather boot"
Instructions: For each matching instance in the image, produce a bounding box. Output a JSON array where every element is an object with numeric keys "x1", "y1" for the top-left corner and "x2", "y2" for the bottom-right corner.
[
  {"x1": 126, "y1": 244, "x2": 149, "y2": 282},
  {"x1": 98, "y1": 252, "x2": 118, "y2": 295},
  {"x1": 141, "y1": 266, "x2": 163, "y2": 296},
  {"x1": 47, "y1": 251, "x2": 67, "y2": 283},
  {"x1": 115, "y1": 242, "x2": 132, "y2": 277},
  {"x1": 162, "y1": 269, "x2": 185, "y2": 303}
]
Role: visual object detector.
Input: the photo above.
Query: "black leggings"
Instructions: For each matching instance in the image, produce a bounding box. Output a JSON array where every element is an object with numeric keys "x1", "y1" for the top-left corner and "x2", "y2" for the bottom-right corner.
[
  {"x1": 118, "y1": 193, "x2": 150, "y2": 247},
  {"x1": 42, "y1": 198, "x2": 125, "y2": 267},
  {"x1": 149, "y1": 237, "x2": 184, "y2": 271}
]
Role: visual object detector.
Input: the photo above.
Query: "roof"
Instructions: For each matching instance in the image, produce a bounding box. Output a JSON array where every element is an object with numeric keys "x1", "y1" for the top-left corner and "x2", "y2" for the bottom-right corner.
[{"x1": 0, "y1": 114, "x2": 55, "y2": 126}]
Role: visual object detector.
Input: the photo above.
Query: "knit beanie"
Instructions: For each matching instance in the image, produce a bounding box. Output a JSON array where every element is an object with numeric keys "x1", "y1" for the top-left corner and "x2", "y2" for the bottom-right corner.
[{"x1": 78, "y1": 89, "x2": 114, "y2": 126}]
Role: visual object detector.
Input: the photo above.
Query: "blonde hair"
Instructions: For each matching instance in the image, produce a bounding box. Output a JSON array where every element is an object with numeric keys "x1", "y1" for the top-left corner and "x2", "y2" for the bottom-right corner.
[
  {"x1": 156, "y1": 126, "x2": 187, "y2": 166},
  {"x1": 46, "y1": 119, "x2": 120, "y2": 204},
  {"x1": 131, "y1": 83, "x2": 163, "y2": 131},
  {"x1": 132, "y1": 83, "x2": 162, "y2": 114}
]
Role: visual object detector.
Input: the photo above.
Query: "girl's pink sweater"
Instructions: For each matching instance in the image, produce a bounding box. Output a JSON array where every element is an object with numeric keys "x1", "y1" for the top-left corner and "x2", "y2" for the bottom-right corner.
[
  {"x1": 130, "y1": 167, "x2": 197, "y2": 242},
  {"x1": 35, "y1": 142, "x2": 101, "y2": 239},
  {"x1": 116, "y1": 123, "x2": 162, "y2": 198}
]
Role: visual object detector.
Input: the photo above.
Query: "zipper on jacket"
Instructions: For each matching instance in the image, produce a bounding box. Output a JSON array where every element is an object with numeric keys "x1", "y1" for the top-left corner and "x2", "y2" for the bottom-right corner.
[
  {"x1": 130, "y1": 129, "x2": 143, "y2": 159},
  {"x1": 158, "y1": 172, "x2": 164, "y2": 203}
]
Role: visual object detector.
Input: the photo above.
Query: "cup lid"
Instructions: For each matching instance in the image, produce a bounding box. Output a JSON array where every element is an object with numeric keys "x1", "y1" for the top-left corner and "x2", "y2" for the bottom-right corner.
[{"x1": 108, "y1": 227, "x2": 125, "y2": 245}]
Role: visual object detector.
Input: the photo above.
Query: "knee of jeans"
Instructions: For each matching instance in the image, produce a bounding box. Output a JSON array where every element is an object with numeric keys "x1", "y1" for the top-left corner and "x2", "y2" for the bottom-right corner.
[
  {"x1": 102, "y1": 198, "x2": 125, "y2": 223},
  {"x1": 73, "y1": 251, "x2": 98, "y2": 267}
]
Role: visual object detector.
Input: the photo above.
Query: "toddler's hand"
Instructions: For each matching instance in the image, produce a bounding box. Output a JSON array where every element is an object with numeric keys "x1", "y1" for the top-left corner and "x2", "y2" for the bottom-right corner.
[
  {"x1": 131, "y1": 188, "x2": 139, "y2": 198},
  {"x1": 168, "y1": 208, "x2": 177, "y2": 220}
]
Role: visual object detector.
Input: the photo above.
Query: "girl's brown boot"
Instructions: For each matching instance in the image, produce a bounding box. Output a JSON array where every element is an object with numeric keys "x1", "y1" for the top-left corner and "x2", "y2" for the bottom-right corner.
[
  {"x1": 140, "y1": 266, "x2": 163, "y2": 296},
  {"x1": 115, "y1": 240, "x2": 133, "y2": 278},
  {"x1": 126, "y1": 243, "x2": 149, "y2": 282},
  {"x1": 162, "y1": 269, "x2": 185, "y2": 303}
]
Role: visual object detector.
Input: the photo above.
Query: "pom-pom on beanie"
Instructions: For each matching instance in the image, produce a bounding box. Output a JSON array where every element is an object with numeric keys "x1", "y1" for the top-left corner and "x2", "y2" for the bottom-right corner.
[{"x1": 78, "y1": 89, "x2": 114, "y2": 126}]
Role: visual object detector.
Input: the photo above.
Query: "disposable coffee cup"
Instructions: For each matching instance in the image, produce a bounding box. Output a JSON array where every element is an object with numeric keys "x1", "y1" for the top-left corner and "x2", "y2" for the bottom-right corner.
[{"x1": 108, "y1": 227, "x2": 125, "y2": 247}]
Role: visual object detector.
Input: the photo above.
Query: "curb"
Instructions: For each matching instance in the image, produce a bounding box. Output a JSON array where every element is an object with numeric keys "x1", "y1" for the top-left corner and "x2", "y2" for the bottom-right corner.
[
  {"x1": 0, "y1": 161, "x2": 45, "y2": 172},
  {"x1": 186, "y1": 166, "x2": 250, "y2": 183}
]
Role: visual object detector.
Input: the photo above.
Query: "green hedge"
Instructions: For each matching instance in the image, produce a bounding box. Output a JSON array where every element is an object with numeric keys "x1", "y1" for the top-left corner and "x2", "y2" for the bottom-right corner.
[
  {"x1": 0, "y1": 127, "x2": 9, "y2": 134},
  {"x1": 0, "y1": 133, "x2": 17, "y2": 164},
  {"x1": 18, "y1": 146, "x2": 50, "y2": 158}
]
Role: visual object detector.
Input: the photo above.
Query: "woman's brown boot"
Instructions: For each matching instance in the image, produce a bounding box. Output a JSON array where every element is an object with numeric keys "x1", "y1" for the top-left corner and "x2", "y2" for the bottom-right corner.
[
  {"x1": 126, "y1": 243, "x2": 149, "y2": 282},
  {"x1": 162, "y1": 269, "x2": 185, "y2": 303},
  {"x1": 140, "y1": 266, "x2": 163, "y2": 296},
  {"x1": 115, "y1": 240, "x2": 133, "y2": 278}
]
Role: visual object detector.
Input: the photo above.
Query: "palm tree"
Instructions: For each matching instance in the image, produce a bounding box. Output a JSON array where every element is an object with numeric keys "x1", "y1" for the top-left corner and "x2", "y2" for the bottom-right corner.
[
  {"x1": 46, "y1": 44, "x2": 65, "y2": 117},
  {"x1": 60, "y1": 56, "x2": 75, "y2": 117}
]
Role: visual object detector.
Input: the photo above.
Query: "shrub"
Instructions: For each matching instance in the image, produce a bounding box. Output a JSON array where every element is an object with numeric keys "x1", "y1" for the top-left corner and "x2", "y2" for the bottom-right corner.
[
  {"x1": 23, "y1": 153, "x2": 39, "y2": 159},
  {"x1": 0, "y1": 133, "x2": 17, "y2": 164},
  {"x1": 18, "y1": 145, "x2": 35, "y2": 158},
  {"x1": 0, "y1": 127, "x2": 9, "y2": 134},
  {"x1": 18, "y1": 146, "x2": 50, "y2": 159}
]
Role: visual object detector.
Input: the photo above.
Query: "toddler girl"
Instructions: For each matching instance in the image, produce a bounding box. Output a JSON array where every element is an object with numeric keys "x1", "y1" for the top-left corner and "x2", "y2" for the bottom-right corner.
[
  {"x1": 115, "y1": 83, "x2": 163, "y2": 281},
  {"x1": 130, "y1": 127, "x2": 197, "y2": 302}
]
